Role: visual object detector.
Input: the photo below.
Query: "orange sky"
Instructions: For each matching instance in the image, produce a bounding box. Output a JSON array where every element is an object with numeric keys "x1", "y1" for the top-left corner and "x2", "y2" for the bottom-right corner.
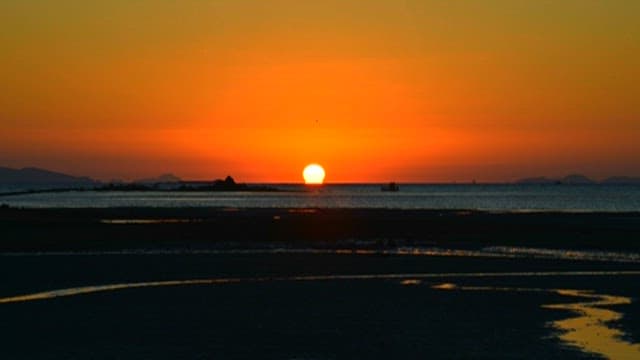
[{"x1": 1, "y1": 1, "x2": 639, "y2": 182}]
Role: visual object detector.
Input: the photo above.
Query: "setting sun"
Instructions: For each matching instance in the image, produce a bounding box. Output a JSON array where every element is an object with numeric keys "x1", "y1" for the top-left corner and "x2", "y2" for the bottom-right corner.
[{"x1": 303, "y1": 164, "x2": 326, "y2": 185}]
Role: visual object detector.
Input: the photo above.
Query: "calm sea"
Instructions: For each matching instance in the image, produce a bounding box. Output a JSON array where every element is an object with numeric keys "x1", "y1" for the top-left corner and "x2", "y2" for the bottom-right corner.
[{"x1": 1, "y1": 184, "x2": 640, "y2": 211}]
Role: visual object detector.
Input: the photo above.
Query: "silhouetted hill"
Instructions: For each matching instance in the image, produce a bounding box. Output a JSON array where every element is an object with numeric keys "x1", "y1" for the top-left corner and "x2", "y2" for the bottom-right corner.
[
  {"x1": 0, "y1": 166, "x2": 97, "y2": 186},
  {"x1": 134, "y1": 173, "x2": 181, "y2": 184},
  {"x1": 602, "y1": 176, "x2": 640, "y2": 185}
]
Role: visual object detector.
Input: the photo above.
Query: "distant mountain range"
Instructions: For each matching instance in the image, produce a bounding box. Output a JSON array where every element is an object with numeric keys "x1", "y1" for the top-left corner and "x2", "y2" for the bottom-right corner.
[
  {"x1": 0, "y1": 167, "x2": 97, "y2": 186},
  {"x1": 516, "y1": 174, "x2": 640, "y2": 185},
  {"x1": 0, "y1": 167, "x2": 186, "y2": 187}
]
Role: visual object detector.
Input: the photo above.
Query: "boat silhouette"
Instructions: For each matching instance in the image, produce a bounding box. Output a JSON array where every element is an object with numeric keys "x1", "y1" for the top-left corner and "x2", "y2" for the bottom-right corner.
[{"x1": 381, "y1": 182, "x2": 399, "y2": 192}]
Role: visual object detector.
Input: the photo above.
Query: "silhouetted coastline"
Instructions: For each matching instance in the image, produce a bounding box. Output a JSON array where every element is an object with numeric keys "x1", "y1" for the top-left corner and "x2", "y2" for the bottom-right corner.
[{"x1": 0, "y1": 175, "x2": 280, "y2": 197}]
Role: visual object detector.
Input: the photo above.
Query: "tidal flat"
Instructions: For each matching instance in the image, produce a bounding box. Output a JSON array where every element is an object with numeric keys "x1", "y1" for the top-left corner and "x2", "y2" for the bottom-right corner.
[{"x1": 1, "y1": 208, "x2": 639, "y2": 358}]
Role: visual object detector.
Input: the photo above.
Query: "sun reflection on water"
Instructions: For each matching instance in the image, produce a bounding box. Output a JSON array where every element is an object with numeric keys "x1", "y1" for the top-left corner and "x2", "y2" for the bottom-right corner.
[
  {"x1": 1, "y1": 271, "x2": 640, "y2": 358},
  {"x1": 431, "y1": 283, "x2": 640, "y2": 359},
  {"x1": 543, "y1": 290, "x2": 640, "y2": 359},
  {"x1": 400, "y1": 279, "x2": 422, "y2": 286}
]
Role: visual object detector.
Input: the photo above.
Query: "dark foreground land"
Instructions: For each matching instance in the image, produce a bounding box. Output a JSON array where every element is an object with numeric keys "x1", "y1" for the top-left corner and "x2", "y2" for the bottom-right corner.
[
  {"x1": 1, "y1": 207, "x2": 639, "y2": 252},
  {"x1": 1, "y1": 208, "x2": 640, "y2": 359}
]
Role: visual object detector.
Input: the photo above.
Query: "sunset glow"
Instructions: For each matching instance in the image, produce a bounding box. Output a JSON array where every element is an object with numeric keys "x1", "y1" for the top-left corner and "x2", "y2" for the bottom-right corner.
[{"x1": 1, "y1": 1, "x2": 639, "y2": 182}]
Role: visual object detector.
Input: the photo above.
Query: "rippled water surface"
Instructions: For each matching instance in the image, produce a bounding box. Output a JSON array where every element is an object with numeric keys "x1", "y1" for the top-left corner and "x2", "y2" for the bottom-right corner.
[{"x1": 2, "y1": 184, "x2": 640, "y2": 211}]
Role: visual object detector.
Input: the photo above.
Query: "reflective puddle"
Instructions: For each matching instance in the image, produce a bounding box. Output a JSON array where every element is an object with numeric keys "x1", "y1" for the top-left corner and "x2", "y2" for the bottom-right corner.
[
  {"x1": 544, "y1": 290, "x2": 640, "y2": 359},
  {"x1": 433, "y1": 282, "x2": 640, "y2": 359}
]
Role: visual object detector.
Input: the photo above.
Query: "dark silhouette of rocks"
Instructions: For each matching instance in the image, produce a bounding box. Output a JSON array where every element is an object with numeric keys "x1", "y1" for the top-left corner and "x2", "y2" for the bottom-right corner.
[
  {"x1": 211, "y1": 175, "x2": 247, "y2": 190},
  {"x1": 381, "y1": 182, "x2": 400, "y2": 191},
  {"x1": 101, "y1": 175, "x2": 271, "y2": 192},
  {"x1": 0, "y1": 169, "x2": 278, "y2": 196},
  {"x1": 134, "y1": 173, "x2": 182, "y2": 184},
  {"x1": 178, "y1": 175, "x2": 277, "y2": 192}
]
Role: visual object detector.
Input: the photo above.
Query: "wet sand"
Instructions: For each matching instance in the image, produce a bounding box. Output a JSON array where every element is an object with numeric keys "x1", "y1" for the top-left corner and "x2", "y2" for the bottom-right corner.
[
  {"x1": 1, "y1": 207, "x2": 640, "y2": 358},
  {"x1": 1, "y1": 252, "x2": 640, "y2": 358},
  {"x1": 1, "y1": 207, "x2": 639, "y2": 252}
]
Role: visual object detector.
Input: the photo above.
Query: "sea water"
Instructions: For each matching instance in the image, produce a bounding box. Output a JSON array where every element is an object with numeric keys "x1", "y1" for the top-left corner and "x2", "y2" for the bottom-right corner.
[{"x1": 1, "y1": 184, "x2": 640, "y2": 211}]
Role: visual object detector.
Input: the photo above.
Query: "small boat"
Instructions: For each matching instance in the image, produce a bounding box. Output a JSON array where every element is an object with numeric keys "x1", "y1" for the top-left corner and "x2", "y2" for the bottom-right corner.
[{"x1": 381, "y1": 182, "x2": 399, "y2": 192}]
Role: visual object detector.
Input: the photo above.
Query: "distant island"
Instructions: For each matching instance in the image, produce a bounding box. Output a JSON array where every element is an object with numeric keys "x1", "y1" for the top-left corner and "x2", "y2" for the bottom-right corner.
[
  {"x1": 2, "y1": 166, "x2": 640, "y2": 194},
  {"x1": 516, "y1": 174, "x2": 640, "y2": 185},
  {"x1": 0, "y1": 166, "x2": 278, "y2": 196},
  {"x1": 100, "y1": 175, "x2": 277, "y2": 192},
  {"x1": 133, "y1": 173, "x2": 182, "y2": 184},
  {"x1": 0, "y1": 166, "x2": 98, "y2": 187},
  {"x1": 516, "y1": 174, "x2": 595, "y2": 185}
]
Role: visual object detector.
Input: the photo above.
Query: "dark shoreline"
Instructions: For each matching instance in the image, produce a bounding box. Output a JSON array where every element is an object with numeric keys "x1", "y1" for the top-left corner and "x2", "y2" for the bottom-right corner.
[
  {"x1": 0, "y1": 185, "x2": 283, "y2": 198},
  {"x1": 1, "y1": 207, "x2": 639, "y2": 252}
]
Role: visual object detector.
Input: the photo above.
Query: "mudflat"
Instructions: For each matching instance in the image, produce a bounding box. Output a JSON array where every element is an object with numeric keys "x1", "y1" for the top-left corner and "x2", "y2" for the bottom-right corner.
[
  {"x1": 1, "y1": 207, "x2": 639, "y2": 252},
  {"x1": 1, "y1": 207, "x2": 640, "y2": 359}
]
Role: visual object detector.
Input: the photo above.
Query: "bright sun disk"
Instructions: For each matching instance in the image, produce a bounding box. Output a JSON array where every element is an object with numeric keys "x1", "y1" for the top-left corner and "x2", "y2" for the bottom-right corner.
[{"x1": 303, "y1": 164, "x2": 325, "y2": 184}]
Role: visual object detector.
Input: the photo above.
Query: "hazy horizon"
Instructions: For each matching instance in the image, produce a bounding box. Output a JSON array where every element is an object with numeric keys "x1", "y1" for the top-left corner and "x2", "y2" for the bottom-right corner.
[{"x1": 3, "y1": 164, "x2": 640, "y2": 184}]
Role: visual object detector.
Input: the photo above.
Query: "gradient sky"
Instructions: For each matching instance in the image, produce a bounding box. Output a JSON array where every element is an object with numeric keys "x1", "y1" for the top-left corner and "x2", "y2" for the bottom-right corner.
[{"x1": 1, "y1": 0, "x2": 638, "y2": 182}]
